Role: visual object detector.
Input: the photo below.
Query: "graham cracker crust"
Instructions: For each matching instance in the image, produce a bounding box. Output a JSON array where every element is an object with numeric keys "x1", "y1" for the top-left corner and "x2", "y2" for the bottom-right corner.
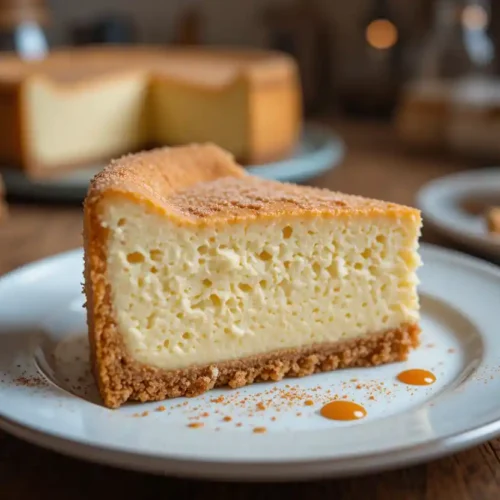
[{"x1": 118, "y1": 325, "x2": 419, "y2": 409}]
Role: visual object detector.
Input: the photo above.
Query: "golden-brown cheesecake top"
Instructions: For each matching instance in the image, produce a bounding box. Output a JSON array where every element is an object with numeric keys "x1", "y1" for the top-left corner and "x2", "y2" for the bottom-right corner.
[
  {"x1": 0, "y1": 45, "x2": 297, "y2": 87},
  {"x1": 85, "y1": 144, "x2": 420, "y2": 225}
]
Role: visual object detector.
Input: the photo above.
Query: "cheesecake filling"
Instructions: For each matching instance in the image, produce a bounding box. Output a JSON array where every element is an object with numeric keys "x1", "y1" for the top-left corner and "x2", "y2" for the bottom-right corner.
[
  {"x1": 103, "y1": 200, "x2": 421, "y2": 371},
  {"x1": 26, "y1": 76, "x2": 150, "y2": 167}
]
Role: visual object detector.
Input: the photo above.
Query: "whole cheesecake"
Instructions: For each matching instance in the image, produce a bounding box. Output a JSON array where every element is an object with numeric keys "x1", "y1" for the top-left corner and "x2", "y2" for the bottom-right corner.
[
  {"x1": 0, "y1": 46, "x2": 301, "y2": 177},
  {"x1": 83, "y1": 144, "x2": 422, "y2": 408}
]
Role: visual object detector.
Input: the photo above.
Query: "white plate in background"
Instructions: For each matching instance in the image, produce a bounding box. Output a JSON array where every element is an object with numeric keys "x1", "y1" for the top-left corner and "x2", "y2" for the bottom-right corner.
[
  {"x1": 0, "y1": 244, "x2": 500, "y2": 480},
  {"x1": 417, "y1": 168, "x2": 500, "y2": 260},
  {"x1": 1, "y1": 124, "x2": 344, "y2": 202}
]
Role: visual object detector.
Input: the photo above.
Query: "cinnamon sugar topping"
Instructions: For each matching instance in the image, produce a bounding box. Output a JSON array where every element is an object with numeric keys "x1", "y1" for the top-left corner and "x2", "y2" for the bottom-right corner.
[{"x1": 87, "y1": 143, "x2": 416, "y2": 229}]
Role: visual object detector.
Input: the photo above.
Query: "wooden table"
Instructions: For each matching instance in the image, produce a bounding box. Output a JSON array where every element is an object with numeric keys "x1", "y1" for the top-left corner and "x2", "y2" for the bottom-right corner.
[{"x1": 1, "y1": 120, "x2": 499, "y2": 499}]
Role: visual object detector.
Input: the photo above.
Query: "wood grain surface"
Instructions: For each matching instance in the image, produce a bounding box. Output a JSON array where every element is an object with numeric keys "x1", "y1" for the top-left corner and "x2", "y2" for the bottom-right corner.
[{"x1": 1, "y1": 120, "x2": 499, "y2": 499}]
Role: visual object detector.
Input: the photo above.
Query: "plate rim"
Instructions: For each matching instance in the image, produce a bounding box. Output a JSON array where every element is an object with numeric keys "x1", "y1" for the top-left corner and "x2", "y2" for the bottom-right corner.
[
  {"x1": 1, "y1": 243, "x2": 500, "y2": 480},
  {"x1": 1, "y1": 409, "x2": 500, "y2": 481},
  {"x1": 416, "y1": 167, "x2": 500, "y2": 257}
]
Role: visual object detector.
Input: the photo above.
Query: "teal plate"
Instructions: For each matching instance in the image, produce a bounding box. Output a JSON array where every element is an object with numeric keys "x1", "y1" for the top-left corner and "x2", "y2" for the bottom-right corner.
[{"x1": 2, "y1": 123, "x2": 344, "y2": 203}]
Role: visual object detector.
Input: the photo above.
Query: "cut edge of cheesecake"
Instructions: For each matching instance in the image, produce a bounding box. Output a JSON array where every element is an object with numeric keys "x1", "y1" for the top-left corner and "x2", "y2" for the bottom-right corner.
[
  {"x1": 0, "y1": 46, "x2": 302, "y2": 177},
  {"x1": 83, "y1": 143, "x2": 421, "y2": 409}
]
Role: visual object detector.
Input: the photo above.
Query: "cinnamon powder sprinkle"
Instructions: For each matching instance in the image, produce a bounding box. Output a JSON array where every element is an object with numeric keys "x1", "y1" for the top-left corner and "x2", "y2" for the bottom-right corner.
[
  {"x1": 165, "y1": 374, "x2": 407, "y2": 429},
  {"x1": 156, "y1": 405, "x2": 166, "y2": 412},
  {"x1": 253, "y1": 427, "x2": 267, "y2": 434},
  {"x1": 14, "y1": 376, "x2": 47, "y2": 388},
  {"x1": 132, "y1": 411, "x2": 149, "y2": 418},
  {"x1": 188, "y1": 422, "x2": 204, "y2": 428}
]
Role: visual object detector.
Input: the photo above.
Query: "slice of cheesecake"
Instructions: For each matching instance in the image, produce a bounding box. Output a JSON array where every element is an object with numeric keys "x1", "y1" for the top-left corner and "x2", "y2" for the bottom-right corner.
[{"x1": 83, "y1": 144, "x2": 422, "y2": 408}]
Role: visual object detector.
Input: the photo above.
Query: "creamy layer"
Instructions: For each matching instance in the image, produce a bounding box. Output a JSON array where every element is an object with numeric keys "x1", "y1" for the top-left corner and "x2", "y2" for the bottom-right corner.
[
  {"x1": 25, "y1": 75, "x2": 150, "y2": 167},
  {"x1": 102, "y1": 199, "x2": 421, "y2": 371}
]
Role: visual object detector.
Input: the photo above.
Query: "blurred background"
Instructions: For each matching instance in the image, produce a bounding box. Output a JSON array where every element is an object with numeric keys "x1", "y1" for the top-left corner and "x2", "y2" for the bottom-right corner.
[
  {"x1": 3, "y1": 0, "x2": 500, "y2": 130},
  {"x1": 0, "y1": 0, "x2": 499, "y2": 262}
]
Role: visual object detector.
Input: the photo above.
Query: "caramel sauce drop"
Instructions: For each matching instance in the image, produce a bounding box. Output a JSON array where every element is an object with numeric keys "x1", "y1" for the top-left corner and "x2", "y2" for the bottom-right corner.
[
  {"x1": 397, "y1": 369, "x2": 436, "y2": 386},
  {"x1": 320, "y1": 400, "x2": 367, "y2": 421},
  {"x1": 253, "y1": 427, "x2": 267, "y2": 434},
  {"x1": 187, "y1": 422, "x2": 204, "y2": 428}
]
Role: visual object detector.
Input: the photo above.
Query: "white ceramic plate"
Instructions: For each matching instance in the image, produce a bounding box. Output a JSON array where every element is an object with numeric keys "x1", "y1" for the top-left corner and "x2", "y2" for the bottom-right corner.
[
  {"x1": 1, "y1": 124, "x2": 344, "y2": 202},
  {"x1": 417, "y1": 168, "x2": 500, "y2": 260},
  {"x1": 0, "y1": 244, "x2": 500, "y2": 481}
]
